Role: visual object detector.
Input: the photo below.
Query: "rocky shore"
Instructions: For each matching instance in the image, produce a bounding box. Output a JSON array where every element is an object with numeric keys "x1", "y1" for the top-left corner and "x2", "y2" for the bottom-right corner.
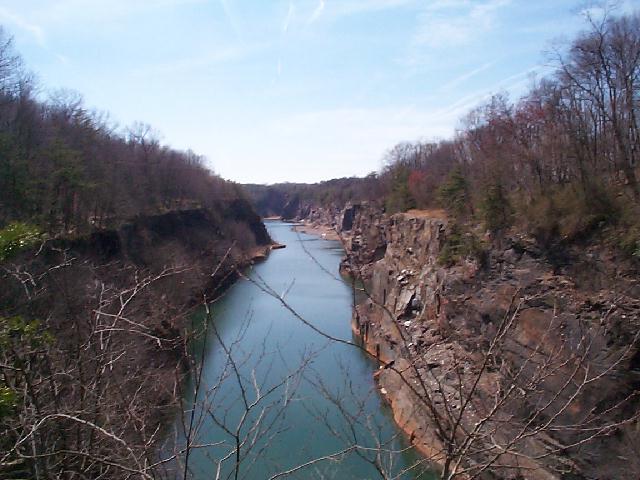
[
  {"x1": 296, "y1": 203, "x2": 640, "y2": 480},
  {"x1": 292, "y1": 221, "x2": 341, "y2": 241}
]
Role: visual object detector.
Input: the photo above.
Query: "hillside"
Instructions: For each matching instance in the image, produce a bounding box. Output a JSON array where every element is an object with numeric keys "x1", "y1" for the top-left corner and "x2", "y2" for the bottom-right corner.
[{"x1": 0, "y1": 30, "x2": 272, "y2": 479}]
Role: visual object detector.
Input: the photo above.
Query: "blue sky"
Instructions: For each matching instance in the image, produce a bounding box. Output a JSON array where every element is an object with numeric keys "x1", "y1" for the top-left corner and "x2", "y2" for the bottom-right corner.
[{"x1": 1, "y1": 0, "x2": 638, "y2": 183}]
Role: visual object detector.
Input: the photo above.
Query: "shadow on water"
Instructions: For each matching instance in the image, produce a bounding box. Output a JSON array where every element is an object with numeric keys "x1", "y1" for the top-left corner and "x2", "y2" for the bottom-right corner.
[{"x1": 177, "y1": 221, "x2": 437, "y2": 479}]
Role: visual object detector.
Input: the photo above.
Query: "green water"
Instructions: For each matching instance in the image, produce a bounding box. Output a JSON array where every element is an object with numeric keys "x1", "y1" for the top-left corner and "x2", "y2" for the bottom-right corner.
[{"x1": 181, "y1": 221, "x2": 434, "y2": 479}]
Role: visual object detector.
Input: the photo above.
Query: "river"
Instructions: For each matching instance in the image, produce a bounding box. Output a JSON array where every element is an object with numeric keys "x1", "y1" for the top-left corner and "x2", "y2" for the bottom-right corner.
[{"x1": 180, "y1": 221, "x2": 433, "y2": 479}]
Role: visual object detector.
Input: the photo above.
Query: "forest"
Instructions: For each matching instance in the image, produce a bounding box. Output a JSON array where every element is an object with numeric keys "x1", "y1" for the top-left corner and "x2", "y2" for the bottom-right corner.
[{"x1": 0, "y1": 28, "x2": 246, "y2": 234}]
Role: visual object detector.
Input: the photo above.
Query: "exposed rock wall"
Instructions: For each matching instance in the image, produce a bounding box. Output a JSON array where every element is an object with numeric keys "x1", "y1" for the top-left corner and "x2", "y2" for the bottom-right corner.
[
  {"x1": 9, "y1": 202, "x2": 273, "y2": 355},
  {"x1": 306, "y1": 204, "x2": 640, "y2": 480}
]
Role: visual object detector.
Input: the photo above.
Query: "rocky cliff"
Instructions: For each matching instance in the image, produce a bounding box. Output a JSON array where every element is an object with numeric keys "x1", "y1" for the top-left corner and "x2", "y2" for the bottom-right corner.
[{"x1": 304, "y1": 204, "x2": 640, "y2": 479}]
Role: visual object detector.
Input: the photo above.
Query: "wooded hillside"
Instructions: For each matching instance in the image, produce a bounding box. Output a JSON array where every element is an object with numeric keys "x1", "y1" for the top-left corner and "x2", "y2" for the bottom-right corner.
[
  {"x1": 0, "y1": 28, "x2": 244, "y2": 235},
  {"x1": 249, "y1": 11, "x2": 640, "y2": 259}
]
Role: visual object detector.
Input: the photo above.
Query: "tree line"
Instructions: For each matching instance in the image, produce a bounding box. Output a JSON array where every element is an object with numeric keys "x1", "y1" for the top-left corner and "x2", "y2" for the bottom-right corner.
[
  {"x1": 255, "y1": 10, "x2": 640, "y2": 258},
  {"x1": 0, "y1": 28, "x2": 244, "y2": 235},
  {"x1": 381, "y1": 10, "x2": 640, "y2": 252}
]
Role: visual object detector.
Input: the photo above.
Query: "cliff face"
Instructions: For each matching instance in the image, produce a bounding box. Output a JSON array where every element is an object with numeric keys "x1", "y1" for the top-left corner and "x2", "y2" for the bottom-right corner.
[
  {"x1": 9, "y1": 201, "x2": 273, "y2": 361},
  {"x1": 32, "y1": 203, "x2": 272, "y2": 321},
  {"x1": 68, "y1": 202, "x2": 269, "y2": 264},
  {"x1": 306, "y1": 204, "x2": 640, "y2": 479}
]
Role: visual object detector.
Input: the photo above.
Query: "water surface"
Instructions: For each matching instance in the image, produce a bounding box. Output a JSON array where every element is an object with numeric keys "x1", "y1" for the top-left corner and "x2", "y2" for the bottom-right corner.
[{"x1": 182, "y1": 221, "x2": 432, "y2": 479}]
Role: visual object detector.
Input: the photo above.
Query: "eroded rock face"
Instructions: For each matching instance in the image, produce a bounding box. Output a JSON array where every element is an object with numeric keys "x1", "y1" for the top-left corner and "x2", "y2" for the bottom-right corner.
[
  {"x1": 336, "y1": 203, "x2": 387, "y2": 276},
  {"x1": 328, "y1": 204, "x2": 640, "y2": 480}
]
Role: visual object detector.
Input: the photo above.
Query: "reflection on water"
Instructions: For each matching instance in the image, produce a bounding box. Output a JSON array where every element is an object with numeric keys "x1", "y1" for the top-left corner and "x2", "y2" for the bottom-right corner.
[{"x1": 180, "y1": 221, "x2": 434, "y2": 479}]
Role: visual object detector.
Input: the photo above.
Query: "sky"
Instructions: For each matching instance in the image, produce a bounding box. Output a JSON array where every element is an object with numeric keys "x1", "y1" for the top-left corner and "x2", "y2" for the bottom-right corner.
[{"x1": 0, "y1": 0, "x2": 638, "y2": 184}]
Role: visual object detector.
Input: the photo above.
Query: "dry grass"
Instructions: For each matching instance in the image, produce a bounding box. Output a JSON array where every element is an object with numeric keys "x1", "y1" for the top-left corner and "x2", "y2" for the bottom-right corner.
[{"x1": 404, "y1": 208, "x2": 448, "y2": 220}]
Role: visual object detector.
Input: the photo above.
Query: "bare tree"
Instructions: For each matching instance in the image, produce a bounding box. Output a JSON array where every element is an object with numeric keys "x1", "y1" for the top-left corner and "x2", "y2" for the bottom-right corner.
[
  {"x1": 259, "y1": 214, "x2": 640, "y2": 480},
  {"x1": 556, "y1": 9, "x2": 640, "y2": 200}
]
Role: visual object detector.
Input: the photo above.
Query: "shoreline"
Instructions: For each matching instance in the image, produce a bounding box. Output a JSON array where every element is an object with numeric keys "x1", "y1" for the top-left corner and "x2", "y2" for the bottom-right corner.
[
  {"x1": 273, "y1": 214, "x2": 445, "y2": 474},
  {"x1": 291, "y1": 220, "x2": 341, "y2": 241},
  {"x1": 350, "y1": 315, "x2": 446, "y2": 472},
  {"x1": 248, "y1": 243, "x2": 285, "y2": 262}
]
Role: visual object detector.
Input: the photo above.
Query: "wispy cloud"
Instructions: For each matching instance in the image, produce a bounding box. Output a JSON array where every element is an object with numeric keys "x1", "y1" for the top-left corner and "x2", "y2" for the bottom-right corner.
[
  {"x1": 17, "y1": 0, "x2": 205, "y2": 27},
  {"x1": 131, "y1": 44, "x2": 263, "y2": 77},
  {"x1": 413, "y1": 0, "x2": 511, "y2": 49},
  {"x1": 219, "y1": 0, "x2": 243, "y2": 38},
  {"x1": 332, "y1": 0, "x2": 415, "y2": 16},
  {"x1": 309, "y1": 0, "x2": 325, "y2": 24},
  {"x1": 436, "y1": 66, "x2": 541, "y2": 123},
  {"x1": 283, "y1": 1, "x2": 296, "y2": 33},
  {"x1": 0, "y1": 6, "x2": 46, "y2": 46},
  {"x1": 578, "y1": 0, "x2": 638, "y2": 22},
  {"x1": 307, "y1": 0, "x2": 415, "y2": 24},
  {"x1": 442, "y1": 61, "x2": 495, "y2": 92},
  {"x1": 400, "y1": 0, "x2": 512, "y2": 68},
  {"x1": 55, "y1": 53, "x2": 70, "y2": 65}
]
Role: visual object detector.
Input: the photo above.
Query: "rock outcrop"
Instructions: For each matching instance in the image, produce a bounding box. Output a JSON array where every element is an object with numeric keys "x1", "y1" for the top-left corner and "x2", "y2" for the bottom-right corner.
[{"x1": 304, "y1": 203, "x2": 640, "y2": 479}]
